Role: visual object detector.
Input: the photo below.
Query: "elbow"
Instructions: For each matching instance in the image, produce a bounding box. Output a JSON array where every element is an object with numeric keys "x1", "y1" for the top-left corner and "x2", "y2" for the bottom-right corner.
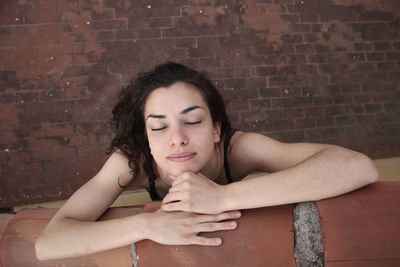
[
  {"x1": 35, "y1": 230, "x2": 60, "y2": 261},
  {"x1": 365, "y1": 156, "x2": 379, "y2": 184},
  {"x1": 352, "y1": 152, "x2": 379, "y2": 185},
  {"x1": 35, "y1": 234, "x2": 49, "y2": 261}
]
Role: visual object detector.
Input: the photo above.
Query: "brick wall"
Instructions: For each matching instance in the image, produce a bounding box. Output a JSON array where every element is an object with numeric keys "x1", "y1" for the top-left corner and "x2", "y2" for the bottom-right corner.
[{"x1": 0, "y1": 0, "x2": 399, "y2": 207}]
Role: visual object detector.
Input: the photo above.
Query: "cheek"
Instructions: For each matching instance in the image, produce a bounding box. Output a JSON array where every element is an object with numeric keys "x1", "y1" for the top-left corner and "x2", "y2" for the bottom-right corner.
[
  {"x1": 196, "y1": 128, "x2": 216, "y2": 150},
  {"x1": 147, "y1": 136, "x2": 163, "y2": 157}
]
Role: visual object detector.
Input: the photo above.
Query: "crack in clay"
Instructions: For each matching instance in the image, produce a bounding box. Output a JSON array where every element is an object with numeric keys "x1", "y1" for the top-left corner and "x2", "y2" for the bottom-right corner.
[{"x1": 293, "y1": 202, "x2": 324, "y2": 267}]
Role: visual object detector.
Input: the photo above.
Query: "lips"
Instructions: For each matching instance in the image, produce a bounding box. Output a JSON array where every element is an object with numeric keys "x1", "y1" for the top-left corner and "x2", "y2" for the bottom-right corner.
[{"x1": 167, "y1": 152, "x2": 196, "y2": 162}]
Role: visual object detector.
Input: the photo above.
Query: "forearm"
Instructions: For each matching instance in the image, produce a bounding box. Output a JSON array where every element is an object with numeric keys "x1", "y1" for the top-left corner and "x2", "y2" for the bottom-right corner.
[
  {"x1": 36, "y1": 213, "x2": 149, "y2": 260},
  {"x1": 221, "y1": 148, "x2": 378, "y2": 211}
]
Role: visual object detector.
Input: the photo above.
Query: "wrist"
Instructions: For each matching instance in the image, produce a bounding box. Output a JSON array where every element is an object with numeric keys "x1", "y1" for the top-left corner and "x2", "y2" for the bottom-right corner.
[
  {"x1": 218, "y1": 184, "x2": 232, "y2": 213},
  {"x1": 130, "y1": 212, "x2": 153, "y2": 241}
]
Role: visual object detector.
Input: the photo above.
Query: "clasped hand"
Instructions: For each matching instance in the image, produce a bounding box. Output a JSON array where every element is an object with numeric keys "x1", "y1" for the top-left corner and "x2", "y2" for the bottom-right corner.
[
  {"x1": 145, "y1": 171, "x2": 240, "y2": 246},
  {"x1": 161, "y1": 171, "x2": 225, "y2": 214},
  {"x1": 148, "y1": 171, "x2": 241, "y2": 246},
  {"x1": 146, "y1": 207, "x2": 240, "y2": 246}
]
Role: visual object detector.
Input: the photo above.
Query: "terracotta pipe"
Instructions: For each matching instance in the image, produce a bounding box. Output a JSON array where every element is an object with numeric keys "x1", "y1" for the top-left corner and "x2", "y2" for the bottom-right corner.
[
  {"x1": 317, "y1": 182, "x2": 400, "y2": 267},
  {"x1": 0, "y1": 182, "x2": 399, "y2": 267}
]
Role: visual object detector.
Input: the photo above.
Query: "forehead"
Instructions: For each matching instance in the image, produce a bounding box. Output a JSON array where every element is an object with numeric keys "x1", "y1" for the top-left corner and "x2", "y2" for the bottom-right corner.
[{"x1": 144, "y1": 82, "x2": 209, "y2": 114}]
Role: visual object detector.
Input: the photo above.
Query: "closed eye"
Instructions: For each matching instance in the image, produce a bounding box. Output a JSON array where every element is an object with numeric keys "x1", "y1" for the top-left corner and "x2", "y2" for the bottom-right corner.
[
  {"x1": 185, "y1": 121, "x2": 202, "y2": 125},
  {"x1": 151, "y1": 126, "x2": 167, "y2": 131}
]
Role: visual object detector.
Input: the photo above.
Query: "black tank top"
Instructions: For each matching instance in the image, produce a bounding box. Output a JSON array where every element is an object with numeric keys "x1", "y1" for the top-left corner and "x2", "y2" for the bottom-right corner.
[{"x1": 148, "y1": 128, "x2": 236, "y2": 201}]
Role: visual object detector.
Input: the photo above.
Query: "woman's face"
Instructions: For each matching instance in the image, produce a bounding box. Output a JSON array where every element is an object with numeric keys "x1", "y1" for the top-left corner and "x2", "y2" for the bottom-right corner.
[{"x1": 144, "y1": 82, "x2": 221, "y2": 177}]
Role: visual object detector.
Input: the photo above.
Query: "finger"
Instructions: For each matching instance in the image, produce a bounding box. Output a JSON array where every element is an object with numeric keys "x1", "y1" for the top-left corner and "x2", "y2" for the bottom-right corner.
[
  {"x1": 162, "y1": 191, "x2": 183, "y2": 204},
  {"x1": 171, "y1": 171, "x2": 196, "y2": 187},
  {"x1": 189, "y1": 236, "x2": 222, "y2": 246},
  {"x1": 161, "y1": 200, "x2": 189, "y2": 212},
  {"x1": 168, "y1": 182, "x2": 184, "y2": 193},
  {"x1": 196, "y1": 221, "x2": 237, "y2": 233},
  {"x1": 197, "y1": 211, "x2": 241, "y2": 223},
  {"x1": 144, "y1": 201, "x2": 162, "y2": 212},
  {"x1": 170, "y1": 176, "x2": 185, "y2": 187}
]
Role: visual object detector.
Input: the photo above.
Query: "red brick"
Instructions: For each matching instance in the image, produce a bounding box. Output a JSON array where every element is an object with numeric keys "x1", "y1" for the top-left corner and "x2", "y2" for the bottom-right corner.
[
  {"x1": 295, "y1": 118, "x2": 316, "y2": 129},
  {"x1": 326, "y1": 127, "x2": 347, "y2": 137},
  {"x1": 282, "y1": 108, "x2": 305, "y2": 120},
  {"x1": 289, "y1": 23, "x2": 310, "y2": 32},
  {"x1": 299, "y1": 13, "x2": 320, "y2": 23},
  {"x1": 199, "y1": 58, "x2": 221, "y2": 68},
  {"x1": 281, "y1": 14, "x2": 299, "y2": 23},
  {"x1": 267, "y1": 130, "x2": 305, "y2": 142},
  {"x1": 367, "y1": 52, "x2": 384, "y2": 61},
  {"x1": 345, "y1": 104, "x2": 363, "y2": 114},
  {"x1": 91, "y1": 10, "x2": 114, "y2": 20},
  {"x1": 96, "y1": 31, "x2": 115, "y2": 41},
  {"x1": 248, "y1": 99, "x2": 271, "y2": 110},
  {"x1": 1, "y1": 0, "x2": 399, "y2": 208},
  {"x1": 304, "y1": 106, "x2": 325, "y2": 117},
  {"x1": 303, "y1": 33, "x2": 321, "y2": 42},
  {"x1": 307, "y1": 54, "x2": 326, "y2": 63},
  {"x1": 316, "y1": 117, "x2": 335, "y2": 127},
  {"x1": 116, "y1": 29, "x2": 139, "y2": 40},
  {"x1": 281, "y1": 33, "x2": 303, "y2": 43},
  {"x1": 353, "y1": 93, "x2": 371, "y2": 103},
  {"x1": 149, "y1": 17, "x2": 172, "y2": 28},
  {"x1": 333, "y1": 94, "x2": 353, "y2": 104},
  {"x1": 304, "y1": 128, "x2": 325, "y2": 139},
  {"x1": 374, "y1": 41, "x2": 392, "y2": 50},
  {"x1": 364, "y1": 103, "x2": 383, "y2": 113},
  {"x1": 356, "y1": 114, "x2": 376, "y2": 124}
]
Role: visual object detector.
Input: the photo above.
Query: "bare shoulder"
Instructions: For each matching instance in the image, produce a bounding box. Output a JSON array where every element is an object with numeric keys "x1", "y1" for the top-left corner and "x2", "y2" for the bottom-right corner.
[
  {"x1": 98, "y1": 151, "x2": 130, "y2": 180},
  {"x1": 98, "y1": 150, "x2": 147, "y2": 188},
  {"x1": 52, "y1": 150, "x2": 146, "y2": 221},
  {"x1": 229, "y1": 131, "x2": 336, "y2": 174}
]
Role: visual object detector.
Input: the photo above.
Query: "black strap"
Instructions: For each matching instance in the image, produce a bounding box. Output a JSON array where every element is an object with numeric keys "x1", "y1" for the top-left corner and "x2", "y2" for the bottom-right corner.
[
  {"x1": 149, "y1": 176, "x2": 161, "y2": 201},
  {"x1": 224, "y1": 128, "x2": 235, "y2": 184}
]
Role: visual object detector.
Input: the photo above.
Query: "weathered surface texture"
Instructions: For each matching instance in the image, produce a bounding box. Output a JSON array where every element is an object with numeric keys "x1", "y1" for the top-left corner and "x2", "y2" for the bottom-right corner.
[
  {"x1": 0, "y1": 0, "x2": 399, "y2": 206},
  {"x1": 318, "y1": 182, "x2": 400, "y2": 267},
  {"x1": 293, "y1": 201, "x2": 324, "y2": 267},
  {"x1": 135, "y1": 205, "x2": 295, "y2": 267},
  {"x1": 1, "y1": 182, "x2": 399, "y2": 266}
]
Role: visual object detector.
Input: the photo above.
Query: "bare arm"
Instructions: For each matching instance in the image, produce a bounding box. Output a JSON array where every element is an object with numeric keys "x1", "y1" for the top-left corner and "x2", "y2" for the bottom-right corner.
[
  {"x1": 35, "y1": 152, "x2": 146, "y2": 260},
  {"x1": 162, "y1": 132, "x2": 378, "y2": 214},
  {"x1": 221, "y1": 132, "x2": 379, "y2": 211},
  {"x1": 35, "y1": 152, "x2": 240, "y2": 260}
]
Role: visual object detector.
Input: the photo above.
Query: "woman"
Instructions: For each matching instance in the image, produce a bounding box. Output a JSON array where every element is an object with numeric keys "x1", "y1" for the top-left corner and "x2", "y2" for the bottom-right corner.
[{"x1": 35, "y1": 62, "x2": 378, "y2": 260}]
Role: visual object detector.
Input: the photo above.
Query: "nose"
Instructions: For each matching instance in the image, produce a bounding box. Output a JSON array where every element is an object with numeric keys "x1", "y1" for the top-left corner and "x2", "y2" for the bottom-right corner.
[{"x1": 168, "y1": 126, "x2": 188, "y2": 147}]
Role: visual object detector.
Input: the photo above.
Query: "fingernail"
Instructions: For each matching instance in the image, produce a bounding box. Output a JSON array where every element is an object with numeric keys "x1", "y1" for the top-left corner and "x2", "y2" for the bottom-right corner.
[
  {"x1": 235, "y1": 211, "x2": 241, "y2": 217},
  {"x1": 216, "y1": 238, "x2": 222, "y2": 245},
  {"x1": 230, "y1": 221, "x2": 237, "y2": 228}
]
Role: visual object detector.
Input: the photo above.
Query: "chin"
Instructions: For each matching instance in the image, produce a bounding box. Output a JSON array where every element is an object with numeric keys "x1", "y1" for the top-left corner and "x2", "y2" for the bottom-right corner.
[{"x1": 169, "y1": 165, "x2": 201, "y2": 176}]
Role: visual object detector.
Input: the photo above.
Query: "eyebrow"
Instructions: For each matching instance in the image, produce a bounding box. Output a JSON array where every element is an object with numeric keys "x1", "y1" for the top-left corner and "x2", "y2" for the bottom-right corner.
[{"x1": 146, "y1": 105, "x2": 204, "y2": 120}]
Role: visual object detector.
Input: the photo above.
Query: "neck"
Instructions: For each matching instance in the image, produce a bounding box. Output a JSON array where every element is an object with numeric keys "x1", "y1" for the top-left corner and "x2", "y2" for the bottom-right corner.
[{"x1": 199, "y1": 144, "x2": 224, "y2": 182}]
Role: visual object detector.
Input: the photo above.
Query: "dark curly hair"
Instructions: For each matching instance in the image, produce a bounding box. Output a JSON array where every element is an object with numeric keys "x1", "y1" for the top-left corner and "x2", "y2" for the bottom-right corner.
[{"x1": 108, "y1": 62, "x2": 231, "y2": 193}]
